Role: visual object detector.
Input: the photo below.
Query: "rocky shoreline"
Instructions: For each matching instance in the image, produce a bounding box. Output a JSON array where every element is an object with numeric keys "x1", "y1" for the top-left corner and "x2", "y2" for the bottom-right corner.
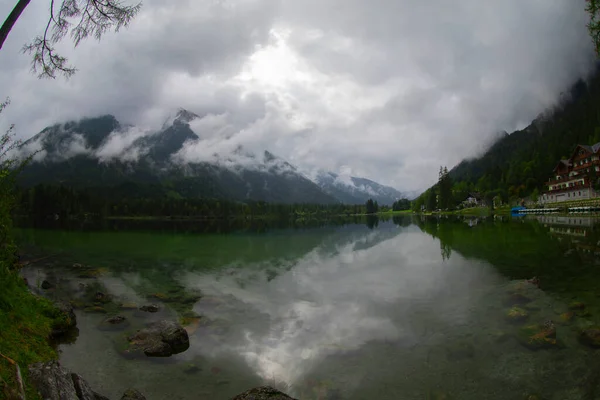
[
  {"x1": 28, "y1": 360, "x2": 296, "y2": 400},
  {"x1": 20, "y1": 259, "x2": 297, "y2": 400}
]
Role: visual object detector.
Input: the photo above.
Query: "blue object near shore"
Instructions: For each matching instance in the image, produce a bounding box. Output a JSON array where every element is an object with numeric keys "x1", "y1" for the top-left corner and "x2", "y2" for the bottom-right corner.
[{"x1": 511, "y1": 206, "x2": 526, "y2": 215}]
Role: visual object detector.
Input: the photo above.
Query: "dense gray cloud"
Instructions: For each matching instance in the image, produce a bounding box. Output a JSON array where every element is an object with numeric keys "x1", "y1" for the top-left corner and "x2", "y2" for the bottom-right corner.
[{"x1": 0, "y1": 0, "x2": 596, "y2": 192}]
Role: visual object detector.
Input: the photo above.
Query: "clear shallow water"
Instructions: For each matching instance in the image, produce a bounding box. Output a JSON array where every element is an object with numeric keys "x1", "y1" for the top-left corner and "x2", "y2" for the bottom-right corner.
[{"x1": 16, "y1": 216, "x2": 600, "y2": 400}]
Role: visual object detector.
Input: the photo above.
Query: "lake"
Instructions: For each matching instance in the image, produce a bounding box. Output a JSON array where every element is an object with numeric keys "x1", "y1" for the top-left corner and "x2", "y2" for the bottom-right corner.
[{"x1": 15, "y1": 215, "x2": 600, "y2": 400}]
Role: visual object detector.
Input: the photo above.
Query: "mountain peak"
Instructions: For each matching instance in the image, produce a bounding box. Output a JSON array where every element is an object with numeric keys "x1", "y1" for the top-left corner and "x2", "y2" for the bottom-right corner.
[
  {"x1": 263, "y1": 150, "x2": 277, "y2": 163},
  {"x1": 175, "y1": 108, "x2": 199, "y2": 124}
]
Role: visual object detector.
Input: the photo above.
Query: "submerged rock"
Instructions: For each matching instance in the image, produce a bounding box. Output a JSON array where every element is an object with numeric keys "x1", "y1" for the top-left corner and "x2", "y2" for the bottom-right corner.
[
  {"x1": 122, "y1": 320, "x2": 190, "y2": 358},
  {"x1": 94, "y1": 292, "x2": 111, "y2": 303},
  {"x1": 568, "y1": 302, "x2": 591, "y2": 317},
  {"x1": 446, "y1": 342, "x2": 475, "y2": 361},
  {"x1": 28, "y1": 361, "x2": 108, "y2": 400},
  {"x1": 121, "y1": 389, "x2": 147, "y2": 400},
  {"x1": 98, "y1": 315, "x2": 130, "y2": 331},
  {"x1": 504, "y1": 280, "x2": 537, "y2": 306},
  {"x1": 139, "y1": 304, "x2": 159, "y2": 313},
  {"x1": 516, "y1": 322, "x2": 561, "y2": 350},
  {"x1": 106, "y1": 315, "x2": 127, "y2": 324},
  {"x1": 149, "y1": 291, "x2": 202, "y2": 305},
  {"x1": 120, "y1": 302, "x2": 138, "y2": 310},
  {"x1": 41, "y1": 280, "x2": 54, "y2": 289},
  {"x1": 524, "y1": 395, "x2": 545, "y2": 400},
  {"x1": 83, "y1": 306, "x2": 108, "y2": 314},
  {"x1": 427, "y1": 391, "x2": 454, "y2": 400},
  {"x1": 231, "y1": 386, "x2": 297, "y2": 400},
  {"x1": 559, "y1": 311, "x2": 575, "y2": 324},
  {"x1": 579, "y1": 327, "x2": 600, "y2": 348},
  {"x1": 569, "y1": 301, "x2": 586, "y2": 310},
  {"x1": 505, "y1": 307, "x2": 529, "y2": 323}
]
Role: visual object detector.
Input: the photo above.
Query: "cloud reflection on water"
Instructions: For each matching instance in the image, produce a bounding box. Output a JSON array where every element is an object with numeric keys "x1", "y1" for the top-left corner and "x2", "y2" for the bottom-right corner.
[{"x1": 180, "y1": 224, "x2": 503, "y2": 391}]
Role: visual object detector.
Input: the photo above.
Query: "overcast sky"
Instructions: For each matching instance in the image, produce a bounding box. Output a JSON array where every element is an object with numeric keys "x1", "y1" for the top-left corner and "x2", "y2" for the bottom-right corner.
[{"x1": 0, "y1": 0, "x2": 596, "y2": 192}]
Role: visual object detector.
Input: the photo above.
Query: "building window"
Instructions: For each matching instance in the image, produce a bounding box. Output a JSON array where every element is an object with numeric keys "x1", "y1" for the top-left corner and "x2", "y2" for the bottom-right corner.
[{"x1": 579, "y1": 191, "x2": 582, "y2": 196}]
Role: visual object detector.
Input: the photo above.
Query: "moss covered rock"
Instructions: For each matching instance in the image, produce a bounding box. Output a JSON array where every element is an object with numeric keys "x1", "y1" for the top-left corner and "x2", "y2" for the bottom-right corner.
[{"x1": 117, "y1": 320, "x2": 189, "y2": 358}]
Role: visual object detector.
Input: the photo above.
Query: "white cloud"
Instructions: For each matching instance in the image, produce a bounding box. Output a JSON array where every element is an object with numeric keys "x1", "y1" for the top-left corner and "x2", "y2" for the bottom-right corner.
[
  {"x1": 95, "y1": 126, "x2": 150, "y2": 162},
  {"x1": 0, "y1": 0, "x2": 595, "y2": 192}
]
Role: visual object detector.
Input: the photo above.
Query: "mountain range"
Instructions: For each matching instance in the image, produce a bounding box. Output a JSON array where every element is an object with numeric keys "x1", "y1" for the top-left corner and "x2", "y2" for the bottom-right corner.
[{"x1": 16, "y1": 109, "x2": 408, "y2": 205}]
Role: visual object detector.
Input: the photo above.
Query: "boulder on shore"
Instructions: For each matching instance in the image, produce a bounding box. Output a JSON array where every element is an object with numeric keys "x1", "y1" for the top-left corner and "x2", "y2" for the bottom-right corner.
[
  {"x1": 231, "y1": 386, "x2": 297, "y2": 400},
  {"x1": 122, "y1": 320, "x2": 190, "y2": 358},
  {"x1": 28, "y1": 361, "x2": 107, "y2": 400},
  {"x1": 29, "y1": 360, "x2": 146, "y2": 400}
]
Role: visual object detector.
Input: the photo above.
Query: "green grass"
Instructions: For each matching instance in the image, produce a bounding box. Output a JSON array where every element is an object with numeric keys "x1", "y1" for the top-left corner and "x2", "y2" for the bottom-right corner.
[
  {"x1": 0, "y1": 261, "x2": 59, "y2": 399},
  {"x1": 376, "y1": 210, "x2": 412, "y2": 215}
]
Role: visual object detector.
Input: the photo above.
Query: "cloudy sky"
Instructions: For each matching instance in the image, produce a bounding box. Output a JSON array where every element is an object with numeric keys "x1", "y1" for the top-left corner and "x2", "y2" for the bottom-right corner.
[{"x1": 0, "y1": 0, "x2": 597, "y2": 192}]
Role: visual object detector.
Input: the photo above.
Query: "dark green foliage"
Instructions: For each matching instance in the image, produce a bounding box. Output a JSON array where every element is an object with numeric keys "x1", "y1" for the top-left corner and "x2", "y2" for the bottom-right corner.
[
  {"x1": 413, "y1": 65, "x2": 600, "y2": 208},
  {"x1": 365, "y1": 198, "x2": 379, "y2": 214},
  {"x1": 16, "y1": 183, "x2": 376, "y2": 221},
  {"x1": 392, "y1": 198, "x2": 411, "y2": 211},
  {"x1": 588, "y1": 0, "x2": 600, "y2": 55},
  {"x1": 438, "y1": 166, "x2": 453, "y2": 210},
  {"x1": 426, "y1": 188, "x2": 437, "y2": 211}
]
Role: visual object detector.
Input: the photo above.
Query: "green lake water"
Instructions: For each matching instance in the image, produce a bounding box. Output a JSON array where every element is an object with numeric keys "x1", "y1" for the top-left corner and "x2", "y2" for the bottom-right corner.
[{"x1": 15, "y1": 215, "x2": 600, "y2": 400}]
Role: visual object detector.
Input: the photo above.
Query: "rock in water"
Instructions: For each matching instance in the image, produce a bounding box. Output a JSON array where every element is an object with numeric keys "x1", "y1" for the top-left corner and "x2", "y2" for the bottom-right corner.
[
  {"x1": 124, "y1": 320, "x2": 190, "y2": 357},
  {"x1": 121, "y1": 389, "x2": 147, "y2": 400},
  {"x1": 579, "y1": 327, "x2": 600, "y2": 348},
  {"x1": 231, "y1": 386, "x2": 298, "y2": 400},
  {"x1": 72, "y1": 373, "x2": 109, "y2": 400},
  {"x1": 28, "y1": 361, "x2": 108, "y2": 400},
  {"x1": 98, "y1": 315, "x2": 130, "y2": 331},
  {"x1": 41, "y1": 280, "x2": 54, "y2": 289},
  {"x1": 516, "y1": 323, "x2": 561, "y2": 350},
  {"x1": 29, "y1": 361, "x2": 78, "y2": 399},
  {"x1": 51, "y1": 301, "x2": 77, "y2": 337},
  {"x1": 505, "y1": 307, "x2": 529, "y2": 323},
  {"x1": 139, "y1": 304, "x2": 159, "y2": 313}
]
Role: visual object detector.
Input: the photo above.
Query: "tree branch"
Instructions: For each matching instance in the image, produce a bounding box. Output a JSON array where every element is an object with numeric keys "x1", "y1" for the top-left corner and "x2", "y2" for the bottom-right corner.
[{"x1": 0, "y1": 0, "x2": 31, "y2": 51}]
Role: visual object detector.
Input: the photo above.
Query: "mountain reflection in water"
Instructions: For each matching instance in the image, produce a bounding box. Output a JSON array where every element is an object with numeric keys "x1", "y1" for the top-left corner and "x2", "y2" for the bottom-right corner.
[{"x1": 16, "y1": 215, "x2": 600, "y2": 400}]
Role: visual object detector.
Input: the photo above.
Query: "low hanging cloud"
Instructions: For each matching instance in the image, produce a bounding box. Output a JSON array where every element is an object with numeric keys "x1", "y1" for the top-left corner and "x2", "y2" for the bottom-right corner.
[
  {"x1": 0, "y1": 0, "x2": 596, "y2": 192},
  {"x1": 95, "y1": 126, "x2": 151, "y2": 162}
]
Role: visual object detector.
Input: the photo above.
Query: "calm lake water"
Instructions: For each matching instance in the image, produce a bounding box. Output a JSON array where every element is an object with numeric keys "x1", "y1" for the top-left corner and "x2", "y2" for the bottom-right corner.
[{"x1": 15, "y1": 215, "x2": 600, "y2": 400}]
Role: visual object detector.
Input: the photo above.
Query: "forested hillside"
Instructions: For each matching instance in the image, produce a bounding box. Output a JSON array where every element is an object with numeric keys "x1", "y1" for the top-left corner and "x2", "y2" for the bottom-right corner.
[{"x1": 413, "y1": 63, "x2": 600, "y2": 210}]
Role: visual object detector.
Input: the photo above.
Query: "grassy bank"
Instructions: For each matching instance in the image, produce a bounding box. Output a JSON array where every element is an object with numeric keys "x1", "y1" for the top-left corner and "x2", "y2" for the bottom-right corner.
[
  {"x1": 0, "y1": 261, "x2": 60, "y2": 399},
  {"x1": 416, "y1": 205, "x2": 512, "y2": 217},
  {"x1": 0, "y1": 169, "x2": 60, "y2": 397},
  {"x1": 376, "y1": 210, "x2": 412, "y2": 216}
]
